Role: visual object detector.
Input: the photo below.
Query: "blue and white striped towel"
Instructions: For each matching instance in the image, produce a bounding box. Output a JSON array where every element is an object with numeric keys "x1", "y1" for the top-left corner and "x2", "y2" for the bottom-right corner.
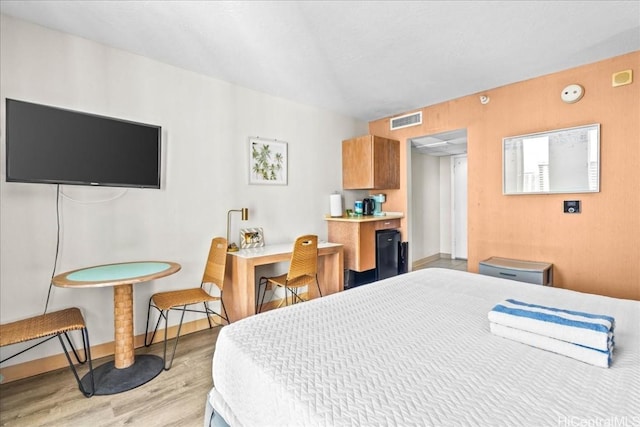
[{"x1": 488, "y1": 299, "x2": 615, "y2": 351}]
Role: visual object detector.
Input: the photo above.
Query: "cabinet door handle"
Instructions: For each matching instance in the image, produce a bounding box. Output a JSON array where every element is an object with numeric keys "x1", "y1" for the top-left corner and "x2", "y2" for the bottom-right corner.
[
  {"x1": 499, "y1": 272, "x2": 517, "y2": 277},
  {"x1": 384, "y1": 222, "x2": 391, "y2": 225}
]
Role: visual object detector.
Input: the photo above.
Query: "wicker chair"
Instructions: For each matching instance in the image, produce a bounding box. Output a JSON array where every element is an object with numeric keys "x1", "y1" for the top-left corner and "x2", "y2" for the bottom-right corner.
[
  {"x1": 257, "y1": 235, "x2": 322, "y2": 313},
  {"x1": 144, "y1": 237, "x2": 230, "y2": 370},
  {"x1": 0, "y1": 307, "x2": 95, "y2": 397}
]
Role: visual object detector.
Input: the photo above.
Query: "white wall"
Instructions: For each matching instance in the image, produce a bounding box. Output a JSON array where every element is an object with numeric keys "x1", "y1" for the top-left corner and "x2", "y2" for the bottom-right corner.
[
  {"x1": 410, "y1": 152, "x2": 453, "y2": 263},
  {"x1": 0, "y1": 15, "x2": 367, "y2": 365},
  {"x1": 410, "y1": 151, "x2": 441, "y2": 260}
]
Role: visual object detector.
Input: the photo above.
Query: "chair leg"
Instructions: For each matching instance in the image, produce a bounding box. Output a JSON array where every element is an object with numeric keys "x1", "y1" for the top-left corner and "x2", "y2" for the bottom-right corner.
[
  {"x1": 257, "y1": 277, "x2": 268, "y2": 313},
  {"x1": 203, "y1": 302, "x2": 214, "y2": 329},
  {"x1": 58, "y1": 328, "x2": 95, "y2": 398},
  {"x1": 145, "y1": 298, "x2": 165, "y2": 347},
  {"x1": 61, "y1": 330, "x2": 87, "y2": 365},
  {"x1": 205, "y1": 300, "x2": 229, "y2": 325},
  {"x1": 220, "y1": 298, "x2": 230, "y2": 324},
  {"x1": 281, "y1": 286, "x2": 286, "y2": 308},
  {"x1": 163, "y1": 306, "x2": 187, "y2": 371},
  {"x1": 288, "y1": 287, "x2": 303, "y2": 304},
  {"x1": 256, "y1": 279, "x2": 262, "y2": 313},
  {"x1": 315, "y1": 275, "x2": 323, "y2": 298}
]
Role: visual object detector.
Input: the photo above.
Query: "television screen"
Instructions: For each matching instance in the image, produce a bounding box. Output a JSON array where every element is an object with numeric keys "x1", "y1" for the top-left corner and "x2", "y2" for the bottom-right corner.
[{"x1": 5, "y1": 99, "x2": 161, "y2": 188}]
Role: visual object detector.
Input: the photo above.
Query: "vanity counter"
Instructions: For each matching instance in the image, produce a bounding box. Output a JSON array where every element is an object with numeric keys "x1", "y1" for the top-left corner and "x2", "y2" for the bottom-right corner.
[{"x1": 325, "y1": 213, "x2": 403, "y2": 271}]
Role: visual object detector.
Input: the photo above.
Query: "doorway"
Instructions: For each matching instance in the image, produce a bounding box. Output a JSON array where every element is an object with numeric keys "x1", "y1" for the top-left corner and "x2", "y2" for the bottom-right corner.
[{"x1": 409, "y1": 128, "x2": 468, "y2": 265}]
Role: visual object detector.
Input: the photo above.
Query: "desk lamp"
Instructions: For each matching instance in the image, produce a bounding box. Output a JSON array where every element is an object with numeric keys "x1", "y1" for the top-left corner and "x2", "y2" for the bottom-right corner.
[{"x1": 226, "y1": 208, "x2": 249, "y2": 252}]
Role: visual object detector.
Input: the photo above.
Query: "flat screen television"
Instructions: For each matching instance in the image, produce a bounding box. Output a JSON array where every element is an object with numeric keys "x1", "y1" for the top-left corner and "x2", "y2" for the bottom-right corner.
[{"x1": 5, "y1": 99, "x2": 161, "y2": 188}]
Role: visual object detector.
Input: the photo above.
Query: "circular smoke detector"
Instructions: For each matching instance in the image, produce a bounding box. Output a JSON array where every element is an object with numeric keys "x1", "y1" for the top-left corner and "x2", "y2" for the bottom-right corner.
[{"x1": 561, "y1": 84, "x2": 584, "y2": 103}]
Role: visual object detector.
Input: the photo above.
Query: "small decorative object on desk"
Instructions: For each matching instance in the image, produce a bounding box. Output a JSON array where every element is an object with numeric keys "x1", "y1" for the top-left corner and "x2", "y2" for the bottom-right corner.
[{"x1": 240, "y1": 227, "x2": 265, "y2": 249}]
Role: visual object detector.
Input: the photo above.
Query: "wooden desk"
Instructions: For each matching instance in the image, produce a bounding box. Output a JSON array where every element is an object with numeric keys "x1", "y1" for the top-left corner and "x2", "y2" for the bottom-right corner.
[
  {"x1": 52, "y1": 261, "x2": 181, "y2": 395},
  {"x1": 224, "y1": 242, "x2": 343, "y2": 321}
]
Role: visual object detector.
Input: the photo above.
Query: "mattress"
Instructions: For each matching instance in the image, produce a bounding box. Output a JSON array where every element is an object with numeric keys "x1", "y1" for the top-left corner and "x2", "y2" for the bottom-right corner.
[{"x1": 209, "y1": 268, "x2": 640, "y2": 426}]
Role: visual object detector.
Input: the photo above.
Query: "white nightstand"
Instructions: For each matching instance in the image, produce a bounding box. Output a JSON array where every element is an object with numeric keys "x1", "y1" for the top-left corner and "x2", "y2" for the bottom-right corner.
[{"x1": 479, "y1": 257, "x2": 553, "y2": 286}]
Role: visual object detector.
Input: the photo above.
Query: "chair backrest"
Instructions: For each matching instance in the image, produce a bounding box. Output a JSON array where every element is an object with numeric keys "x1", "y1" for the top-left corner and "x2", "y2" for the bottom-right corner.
[
  {"x1": 287, "y1": 235, "x2": 318, "y2": 280},
  {"x1": 201, "y1": 237, "x2": 228, "y2": 291}
]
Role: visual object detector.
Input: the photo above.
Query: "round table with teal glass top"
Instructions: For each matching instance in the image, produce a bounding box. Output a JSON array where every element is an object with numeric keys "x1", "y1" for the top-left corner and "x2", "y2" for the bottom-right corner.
[{"x1": 52, "y1": 261, "x2": 181, "y2": 395}]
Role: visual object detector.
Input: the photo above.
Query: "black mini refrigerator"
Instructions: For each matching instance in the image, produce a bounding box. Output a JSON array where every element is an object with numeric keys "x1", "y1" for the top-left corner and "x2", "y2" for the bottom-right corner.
[{"x1": 376, "y1": 229, "x2": 400, "y2": 280}]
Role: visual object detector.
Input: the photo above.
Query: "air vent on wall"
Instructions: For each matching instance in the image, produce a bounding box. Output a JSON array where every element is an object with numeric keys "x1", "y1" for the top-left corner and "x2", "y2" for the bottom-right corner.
[{"x1": 390, "y1": 111, "x2": 422, "y2": 130}]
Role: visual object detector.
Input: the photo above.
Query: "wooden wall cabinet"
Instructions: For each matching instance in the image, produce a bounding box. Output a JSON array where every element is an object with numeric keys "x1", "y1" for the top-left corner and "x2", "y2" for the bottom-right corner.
[
  {"x1": 342, "y1": 135, "x2": 400, "y2": 190},
  {"x1": 327, "y1": 217, "x2": 401, "y2": 272}
]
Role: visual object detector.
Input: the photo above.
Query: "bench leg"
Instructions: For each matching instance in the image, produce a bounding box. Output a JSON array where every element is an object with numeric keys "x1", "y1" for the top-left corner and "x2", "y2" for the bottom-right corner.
[{"x1": 58, "y1": 328, "x2": 95, "y2": 398}]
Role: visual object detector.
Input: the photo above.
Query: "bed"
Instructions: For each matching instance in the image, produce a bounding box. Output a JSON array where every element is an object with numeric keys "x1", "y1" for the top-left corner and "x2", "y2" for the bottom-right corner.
[{"x1": 205, "y1": 268, "x2": 640, "y2": 426}]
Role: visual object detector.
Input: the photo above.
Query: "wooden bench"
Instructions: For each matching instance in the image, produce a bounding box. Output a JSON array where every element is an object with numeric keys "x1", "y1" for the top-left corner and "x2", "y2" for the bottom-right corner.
[{"x1": 1, "y1": 307, "x2": 95, "y2": 397}]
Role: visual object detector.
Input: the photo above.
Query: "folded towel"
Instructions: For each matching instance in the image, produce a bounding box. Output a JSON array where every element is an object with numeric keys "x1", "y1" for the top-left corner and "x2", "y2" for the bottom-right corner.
[
  {"x1": 490, "y1": 322, "x2": 612, "y2": 368},
  {"x1": 488, "y1": 299, "x2": 615, "y2": 351}
]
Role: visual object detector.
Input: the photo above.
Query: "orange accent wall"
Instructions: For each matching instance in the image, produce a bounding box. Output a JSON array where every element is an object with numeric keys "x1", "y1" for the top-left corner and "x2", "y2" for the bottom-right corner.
[{"x1": 369, "y1": 52, "x2": 639, "y2": 300}]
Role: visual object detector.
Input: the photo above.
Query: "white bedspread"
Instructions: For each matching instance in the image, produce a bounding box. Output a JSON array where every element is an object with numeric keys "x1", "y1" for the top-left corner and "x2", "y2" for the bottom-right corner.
[{"x1": 210, "y1": 268, "x2": 640, "y2": 426}]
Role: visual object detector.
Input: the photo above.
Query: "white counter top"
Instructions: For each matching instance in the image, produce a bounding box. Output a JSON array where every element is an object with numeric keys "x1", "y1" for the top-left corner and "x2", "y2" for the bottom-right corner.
[{"x1": 323, "y1": 212, "x2": 404, "y2": 222}]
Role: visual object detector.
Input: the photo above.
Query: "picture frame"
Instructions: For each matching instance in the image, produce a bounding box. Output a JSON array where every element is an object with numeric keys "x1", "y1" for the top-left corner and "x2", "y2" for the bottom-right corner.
[
  {"x1": 240, "y1": 227, "x2": 265, "y2": 249},
  {"x1": 249, "y1": 137, "x2": 288, "y2": 185}
]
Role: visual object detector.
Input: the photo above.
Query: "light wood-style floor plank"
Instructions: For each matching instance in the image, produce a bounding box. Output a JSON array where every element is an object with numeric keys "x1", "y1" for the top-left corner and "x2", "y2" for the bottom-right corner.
[{"x1": 0, "y1": 326, "x2": 221, "y2": 427}]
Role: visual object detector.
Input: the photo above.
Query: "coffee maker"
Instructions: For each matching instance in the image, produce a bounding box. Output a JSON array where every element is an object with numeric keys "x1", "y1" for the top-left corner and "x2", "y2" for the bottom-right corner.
[
  {"x1": 371, "y1": 194, "x2": 386, "y2": 216},
  {"x1": 362, "y1": 198, "x2": 375, "y2": 215}
]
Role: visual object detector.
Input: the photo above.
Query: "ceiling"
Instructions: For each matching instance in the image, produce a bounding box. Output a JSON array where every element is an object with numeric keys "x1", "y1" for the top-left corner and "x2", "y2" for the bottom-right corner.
[
  {"x1": 411, "y1": 129, "x2": 468, "y2": 157},
  {"x1": 1, "y1": 1, "x2": 639, "y2": 126}
]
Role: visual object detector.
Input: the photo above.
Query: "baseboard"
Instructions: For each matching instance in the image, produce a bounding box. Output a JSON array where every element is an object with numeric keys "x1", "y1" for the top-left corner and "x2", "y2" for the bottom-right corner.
[
  {"x1": 412, "y1": 253, "x2": 444, "y2": 270},
  {"x1": 0, "y1": 316, "x2": 222, "y2": 384}
]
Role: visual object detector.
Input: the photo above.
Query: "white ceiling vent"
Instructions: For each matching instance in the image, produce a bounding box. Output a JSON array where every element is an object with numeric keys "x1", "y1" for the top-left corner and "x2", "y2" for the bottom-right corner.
[{"x1": 390, "y1": 111, "x2": 422, "y2": 130}]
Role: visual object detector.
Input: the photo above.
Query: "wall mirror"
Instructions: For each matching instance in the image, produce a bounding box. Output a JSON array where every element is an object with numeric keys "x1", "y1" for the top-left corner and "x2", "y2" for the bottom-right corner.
[{"x1": 503, "y1": 124, "x2": 600, "y2": 195}]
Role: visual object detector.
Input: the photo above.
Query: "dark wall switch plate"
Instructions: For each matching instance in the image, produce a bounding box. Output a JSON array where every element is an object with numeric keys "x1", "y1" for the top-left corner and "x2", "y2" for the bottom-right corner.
[{"x1": 564, "y1": 200, "x2": 581, "y2": 213}]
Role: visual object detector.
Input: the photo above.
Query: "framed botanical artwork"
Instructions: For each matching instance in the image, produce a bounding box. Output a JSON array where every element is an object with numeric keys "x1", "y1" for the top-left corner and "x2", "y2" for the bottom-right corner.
[
  {"x1": 249, "y1": 137, "x2": 288, "y2": 185},
  {"x1": 240, "y1": 227, "x2": 265, "y2": 249}
]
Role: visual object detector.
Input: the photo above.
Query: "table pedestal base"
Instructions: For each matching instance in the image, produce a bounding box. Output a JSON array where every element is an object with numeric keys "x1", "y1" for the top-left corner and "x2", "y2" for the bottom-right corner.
[{"x1": 81, "y1": 354, "x2": 163, "y2": 395}]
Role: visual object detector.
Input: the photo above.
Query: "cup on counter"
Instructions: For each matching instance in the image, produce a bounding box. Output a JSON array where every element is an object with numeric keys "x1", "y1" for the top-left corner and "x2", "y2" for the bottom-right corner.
[{"x1": 354, "y1": 200, "x2": 363, "y2": 215}]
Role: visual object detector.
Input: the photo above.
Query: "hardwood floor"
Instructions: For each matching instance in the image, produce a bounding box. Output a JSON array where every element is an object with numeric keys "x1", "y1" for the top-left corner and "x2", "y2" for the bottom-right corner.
[
  {"x1": 0, "y1": 259, "x2": 466, "y2": 427},
  {"x1": 415, "y1": 257, "x2": 468, "y2": 271},
  {"x1": 0, "y1": 326, "x2": 221, "y2": 427}
]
